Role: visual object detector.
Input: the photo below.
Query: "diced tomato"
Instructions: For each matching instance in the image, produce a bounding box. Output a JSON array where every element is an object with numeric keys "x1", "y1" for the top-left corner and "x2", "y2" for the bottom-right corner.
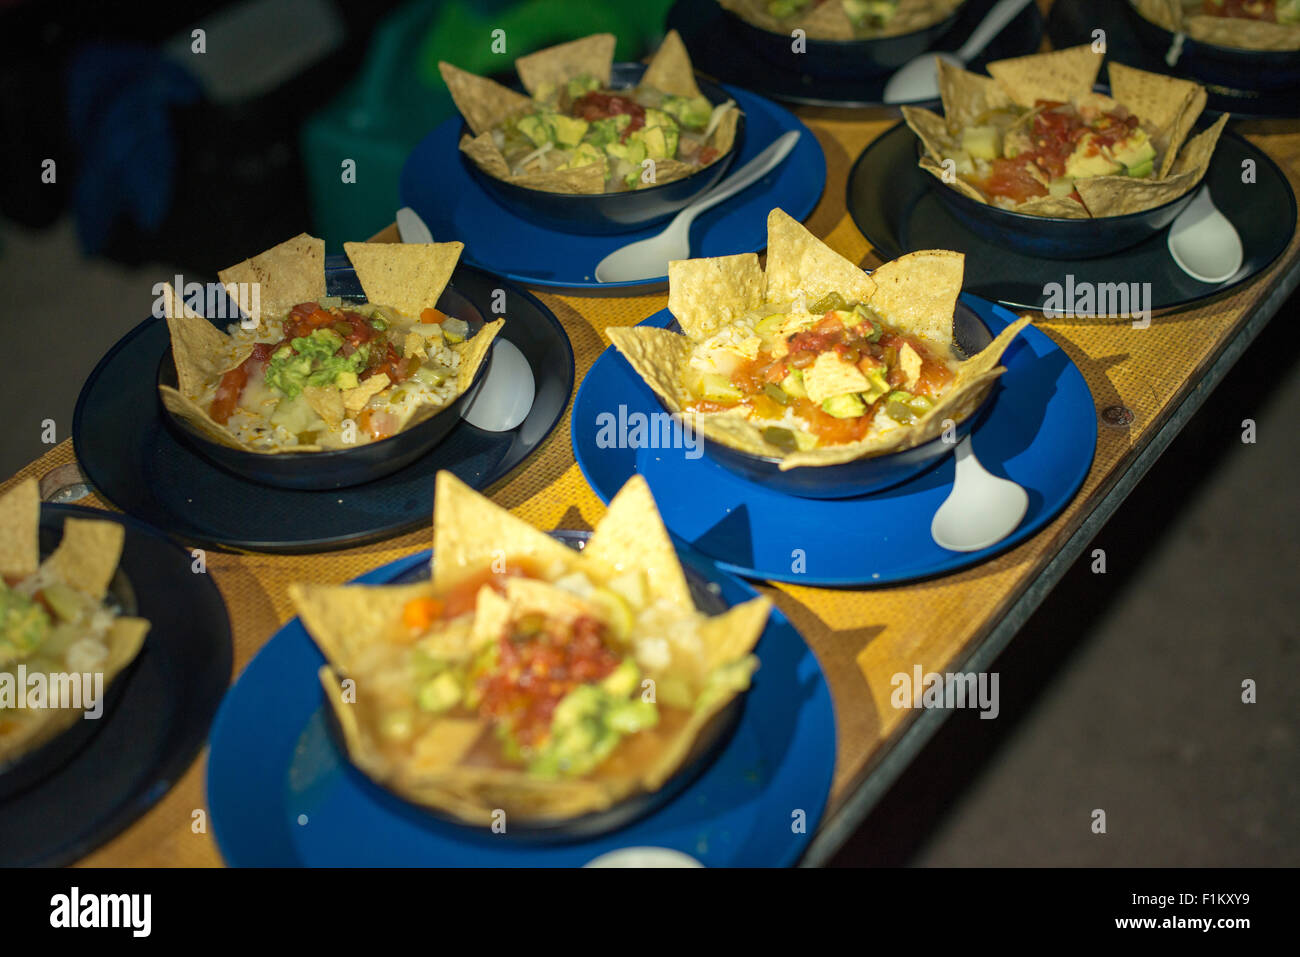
[
  {"x1": 698, "y1": 146, "x2": 719, "y2": 164},
  {"x1": 208, "y1": 343, "x2": 274, "y2": 425},
  {"x1": 357, "y1": 408, "x2": 400, "y2": 441},
  {"x1": 420, "y1": 307, "x2": 446, "y2": 324},
  {"x1": 401, "y1": 596, "x2": 444, "y2": 636}
]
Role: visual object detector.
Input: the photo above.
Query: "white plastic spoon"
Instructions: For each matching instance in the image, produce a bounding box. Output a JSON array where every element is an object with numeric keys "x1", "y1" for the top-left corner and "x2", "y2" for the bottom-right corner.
[
  {"x1": 1166, "y1": 185, "x2": 1244, "y2": 284},
  {"x1": 882, "y1": 0, "x2": 1034, "y2": 104},
  {"x1": 930, "y1": 437, "x2": 1028, "y2": 552},
  {"x1": 396, "y1": 206, "x2": 536, "y2": 431},
  {"x1": 594, "y1": 130, "x2": 801, "y2": 283}
]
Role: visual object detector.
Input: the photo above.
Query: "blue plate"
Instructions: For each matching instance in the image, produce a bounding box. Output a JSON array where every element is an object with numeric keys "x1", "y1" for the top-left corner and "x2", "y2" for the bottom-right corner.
[
  {"x1": 573, "y1": 295, "x2": 1097, "y2": 586},
  {"x1": 400, "y1": 85, "x2": 825, "y2": 291},
  {"x1": 208, "y1": 549, "x2": 835, "y2": 866}
]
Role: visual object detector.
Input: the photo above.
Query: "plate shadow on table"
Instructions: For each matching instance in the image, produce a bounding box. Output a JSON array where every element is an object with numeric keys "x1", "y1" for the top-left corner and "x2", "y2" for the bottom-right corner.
[{"x1": 824, "y1": 288, "x2": 1300, "y2": 865}]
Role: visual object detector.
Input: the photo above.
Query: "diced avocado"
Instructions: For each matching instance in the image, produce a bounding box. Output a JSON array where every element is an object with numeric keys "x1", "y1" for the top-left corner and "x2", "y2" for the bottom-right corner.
[
  {"x1": 516, "y1": 113, "x2": 551, "y2": 148},
  {"x1": 1111, "y1": 128, "x2": 1156, "y2": 171},
  {"x1": 604, "y1": 138, "x2": 646, "y2": 167},
  {"x1": 695, "y1": 372, "x2": 743, "y2": 402},
  {"x1": 440, "y1": 316, "x2": 469, "y2": 343},
  {"x1": 780, "y1": 369, "x2": 807, "y2": 398},
  {"x1": 766, "y1": 0, "x2": 810, "y2": 18},
  {"x1": 531, "y1": 82, "x2": 557, "y2": 105},
  {"x1": 861, "y1": 369, "x2": 890, "y2": 404},
  {"x1": 762, "y1": 426, "x2": 798, "y2": 453},
  {"x1": 601, "y1": 658, "x2": 640, "y2": 698},
  {"x1": 41, "y1": 582, "x2": 88, "y2": 624},
  {"x1": 641, "y1": 125, "x2": 671, "y2": 160},
  {"x1": 884, "y1": 390, "x2": 932, "y2": 425},
  {"x1": 552, "y1": 684, "x2": 602, "y2": 727},
  {"x1": 335, "y1": 370, "x2": 359, "y2": 390},
  {"x1": 1065, "y1": 134, "x2": 1122, "y2": 179},
  {"x1": 417, "y1": 672, "x2": 461, "y2": 712},
  {"x1": 961, "y1": 125, "x2": 1002, "y2": 161},
  {"x1": 549, "y1": 114, "x2": 588, "y2": 148},
  {"x1": 411, "y1": 364, "x2": 448, "y2": 387},
  {"x1": 1125, "y1": 158, "x2": 1154, "y2": 179},
  {"x1": 844, "y1": 0, "x2": 897, "y2": 28},
  {"x1": 944, "y1": 149, "x2": 976, "y2": 177},
  {"x1": 607, "y1": 699, "x2": 659, "y2": 734},
  {"x1": 0, "y1": 583, "x2": 51, "y2": 665},
  {"x1": 585, "y1": 114, "x2": 630, "y2": 147},
  {"x1": 1048, "y1": 177, "x2": 1075, "y2": 198},
  {"x1": 565, "y1": 72, "x2": 600, "y2": 99},
  {"x1": 662, "y1": 94, "x2": 713, "y2": 129},
  {"x1": 644, "y1": 108, "x2": 678, "y2": 131},
  {"x1": 822, "y1": 393, "x2": 866, "y2": 419},
  {"x1": 1280, "y1": 0, "x2": 1300, "y2": 24},
  {"x1": 562, "y1": 142, "x2": 604, "y2": 171}
]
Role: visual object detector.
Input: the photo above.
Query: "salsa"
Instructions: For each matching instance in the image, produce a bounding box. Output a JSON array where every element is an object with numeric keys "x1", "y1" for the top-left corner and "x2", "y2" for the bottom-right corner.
[
  {"x1": 1201, "y1": 0, "x2": 1279, "y2": 20},
  {"x1": 683, "y1": 292, "x2": 957, "y2": 451}
]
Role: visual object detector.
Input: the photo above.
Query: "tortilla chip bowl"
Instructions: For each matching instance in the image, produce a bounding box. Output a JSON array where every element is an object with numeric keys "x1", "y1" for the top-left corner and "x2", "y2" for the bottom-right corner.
[
  {"x1": 1126, "y1": 1, "x2": 1300, "y2": 93},
  {"x1": 317, "y1": 531, "x2": 747, "y2": 842},
  {"x1": 461, "y1": 65, "x2": 744, "y2": 236},
  {"x1": 0, "y1": 508, "x2": 141, "y2": 800},
  {"x1": 920, "y1": 143, "x2": 1205, "y2": 259},
  {"x1": 720, "y1": 0, "x2": 965, "y2": 80},
  {"x1": 682, "y1": 302, "x2": 995, "y2": 499},
  {"x1": 158, "y1": 278, "x2": 496, "y2": 491}
]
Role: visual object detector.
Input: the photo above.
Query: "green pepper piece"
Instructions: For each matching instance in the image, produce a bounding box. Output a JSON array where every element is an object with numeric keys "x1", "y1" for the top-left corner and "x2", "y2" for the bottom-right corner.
[
  {"x1": 763, "y1": 382, "x2": 790, "y2": 405},
  {"x1": 809, "y1": 292, "x2": 849, "y2": 315},
  {"x1": 762, "y1": 426, "x2": 798, "y2": 453}
]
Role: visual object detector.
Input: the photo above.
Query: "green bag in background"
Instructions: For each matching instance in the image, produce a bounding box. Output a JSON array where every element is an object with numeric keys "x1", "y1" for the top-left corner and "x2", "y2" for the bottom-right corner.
[{"x1": 302, "y1": 0, "x2": 673, "y2": 248}]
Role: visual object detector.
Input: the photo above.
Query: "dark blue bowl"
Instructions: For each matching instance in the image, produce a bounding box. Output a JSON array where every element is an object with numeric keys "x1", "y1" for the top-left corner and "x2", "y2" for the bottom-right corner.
[
  {"x1": 461, "y1": 63, "x2": 743, "y2": 236},
  {"x1": 1126, "y1": 1, "x2": 1300, "y2": 93},
  {"x1": 683, "y1": 302, "x2": 995, "y2": 500},
  {"x1": 158, "y1": 269, "x2": 496, "y2": 492},
  {"x1": 0, "y1": 513, "x2": 139, "y2": 800},
  {"x1": 723, "y1": 1, "x2": 964, "y2": 79},
  {"x1": 321, "y1": 530, "x2": 746, "y2": 842},
  {"x1": 919, "y1": 134, "x2": 1205, "y2": 260}
]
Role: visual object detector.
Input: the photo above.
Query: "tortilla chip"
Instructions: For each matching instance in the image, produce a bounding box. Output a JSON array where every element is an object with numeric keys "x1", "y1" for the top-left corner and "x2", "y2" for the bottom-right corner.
[
  {"x1": 217, "y1": 233, "x2": 325, "y2": 324},
  {"x1": 648, "y1": 158, "x2": 696, "y2": 186},
  {"x1": 987, "y1": 44, "x2": 1103, "y2": 106},
  {"x1": 42, "y1": 517, "x2": 125, "y2": 600},
  {"x1": 937, "y1": 59, "x2": 1014, "y2": 131},
  {"x1": 707, "y1": 105, "x2": 740, "y2": 158},
  {"x1": 161, "y1": 282, "x2": 249, "y2": 398},
  {"x1": 1013, "y1": 194, "x2": 1091, "y2": 218},
  {"x1": 104, "y1": 616, "x2": 150, "y2": 674},
  {"x1": 606, "y1": 325, "x2": 693, "y2": 415},
  {"x1": 798, "y1": 0, "x2": 856, "y2": 38},
  {"x1": 343, "y1": 242, "x2": 463, "y2": 321},
  {"x1": 431, "y1": 471, "x2": 578, "y2": 592},
  {"x1": 508, "y1": 161, "x2": 606, "y2": 194},
  {"x1": 341, "y1": 373, "x2": 390, "y2": 417},
  {"x1": 640, "y1": 29, "x2": 701, "y2": 99},
  {"x1": 0, "y1": 478, "x2": 39, "y2": 579},
  {"x1": 439, "y1": 62, "x2": 533, "y2": 137},
  {"x1": 867, "y1": 250, "x2": 963, "y2": 349},
  {"x1": 764, "y1": 209, "x2": 876, "y2": 306},
  {"x1": 458, "y1": 130, "x2": 512, "y2": 179},
  {"x1": 514, "y1": 33, "x2": 615, "y2": 97},
  {"x1": 667, "y1": 253, "x2": 765, "y2": 340},
  {"x1": 1170, "y1": 113, "x2": 1229, "y2": 181},
  {"x1": 1106, "y1": 62, "x2": 1204, "y2": 177},
  {"x1": 291, "y1": 581, "x2": 435, "y2": 671},
  {"x1": 583, "y1": 474, "x2": 693, "y2": 613},
  {"x1": 409, "y1": 718, "x2": 485, "y2": 774},
  {"x1": 1132, "y1": 0, "x2": 1178, "y2": 31},
  {"x1": 453, "y1": 318, "x2": 503, "y2": 394},
  {"x1": 917, "y1": 152, "x2": 989, "y2": 203},
  {"x1": 403, "y1": 331, "x2": 428, "y2": 360},
  {"x1": 302, "y1": 385, "x2": 345, "y2": 430},
  {"x1": 1184, "y1": 14, "x2": 1300, "y2": 51}
]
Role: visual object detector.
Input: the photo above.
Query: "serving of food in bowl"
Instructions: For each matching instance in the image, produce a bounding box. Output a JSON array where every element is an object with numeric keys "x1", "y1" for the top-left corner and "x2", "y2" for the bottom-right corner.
[
  {"x1": 719, "y1": 0, "x2": 967, "y2": 78},
  {"x1": 290, "y1": 471, "x2": 769, "y2": 832},
  {"x1": 440, "y1": 31, "x2": 743, "y2": 233},
  {"x1": 607, "y1": 209, "x2": 1030, "y2": 499},
  {"x1": 0, "y1": 479, "x2": 149, "y2": 791},
  {"x1": 901, "y1": 45, "x2": 1229, "y2": 258},
  {"x1": 1128, "y1": 0, "x2": 1300, "y2": 91},
  {"x1": 158, "y1": 233, "x2": 503, "y2": 489}
]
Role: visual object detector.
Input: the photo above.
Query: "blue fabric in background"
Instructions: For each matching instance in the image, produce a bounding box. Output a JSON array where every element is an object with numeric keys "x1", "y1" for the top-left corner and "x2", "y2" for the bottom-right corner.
[{"x1": 66, "y1": 44, "x2": 202, "y2": 253}]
